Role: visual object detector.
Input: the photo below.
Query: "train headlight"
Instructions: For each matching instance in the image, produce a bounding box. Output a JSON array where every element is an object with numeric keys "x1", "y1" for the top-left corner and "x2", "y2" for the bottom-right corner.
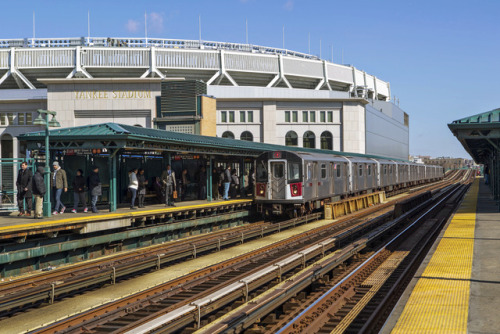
[
  {"x1": 256, "y1": 183, "x2": 267, "y2": 197},
  {"x1": 290, "y1": 183, "x2": 302, "y2": 197}
]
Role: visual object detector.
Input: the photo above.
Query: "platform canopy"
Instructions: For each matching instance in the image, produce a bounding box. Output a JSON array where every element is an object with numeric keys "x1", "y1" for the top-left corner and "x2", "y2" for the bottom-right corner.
[
  {"x1": 18, "y1": 122, "x2": 404, "y2": 161},
  {"x1": 449, "y1": 108, "x2": 500, "y2": 200}
]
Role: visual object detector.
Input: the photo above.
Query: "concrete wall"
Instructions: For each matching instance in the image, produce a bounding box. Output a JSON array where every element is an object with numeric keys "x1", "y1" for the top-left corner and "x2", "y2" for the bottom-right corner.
[
  {"x1": 342, "y1": 102, "x2": 366, "y2": 154},
  {"x1": 365, "y1": 103, "x2": 409, "y2": 160},
  {"x1": 45, "y1": 79, "x2": 161, "y2": 128},
  {"x1": 200, "y1": 96, "x2": 217, "y2": 137}
]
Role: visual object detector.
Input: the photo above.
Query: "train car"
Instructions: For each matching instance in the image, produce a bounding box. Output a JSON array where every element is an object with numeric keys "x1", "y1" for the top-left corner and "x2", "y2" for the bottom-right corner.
[{"x1": 255, "y1": 150, "x2": 444, "y2": 217}]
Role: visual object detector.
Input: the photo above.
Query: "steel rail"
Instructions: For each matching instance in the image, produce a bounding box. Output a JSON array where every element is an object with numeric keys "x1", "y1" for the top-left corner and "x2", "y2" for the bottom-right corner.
[{"x1": 195, "y1": 179, "x2": 467, "y2": 334}]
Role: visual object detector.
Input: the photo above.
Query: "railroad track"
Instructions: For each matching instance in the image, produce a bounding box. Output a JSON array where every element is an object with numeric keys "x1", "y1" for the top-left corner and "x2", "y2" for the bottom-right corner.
[
  {"x1": 196, "y1": 174, "x2": 473, "y2": 334},
  {"x1": 1, "y1": 173, "x2": 459, "y2": 320},
  {"x1": 28, "y1": 175, "x2": 465, "y2": 334},
  {"x1": 0, "y1": 212, "x2": 313, "y2": 317}
]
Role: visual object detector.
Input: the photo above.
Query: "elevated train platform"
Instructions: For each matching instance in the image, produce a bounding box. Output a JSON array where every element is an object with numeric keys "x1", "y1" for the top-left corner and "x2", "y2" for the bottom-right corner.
[
  {"x1": 0, "y1": 199, "x2": 253, "y2": 240},
  {"x1": 384, "y1": 178, "x2": 500, "y2": 333}
]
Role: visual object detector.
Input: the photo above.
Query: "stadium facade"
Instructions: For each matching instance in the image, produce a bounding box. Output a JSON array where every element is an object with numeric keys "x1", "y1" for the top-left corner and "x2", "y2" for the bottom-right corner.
[{"x1": 0, "y1": 37, "x2": 409, "y2": 167}]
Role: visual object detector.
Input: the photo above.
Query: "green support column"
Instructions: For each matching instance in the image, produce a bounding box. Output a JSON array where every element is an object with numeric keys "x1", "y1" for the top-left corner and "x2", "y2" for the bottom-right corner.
[{"x1": 109, "y1": 151, "x2": 118, "y2": 212}]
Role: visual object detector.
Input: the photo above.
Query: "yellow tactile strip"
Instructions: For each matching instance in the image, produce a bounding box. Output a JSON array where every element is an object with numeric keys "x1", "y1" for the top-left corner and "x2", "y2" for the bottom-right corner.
[{"x1": 391, "y1": 179, "x2": 479, "y2": 334}]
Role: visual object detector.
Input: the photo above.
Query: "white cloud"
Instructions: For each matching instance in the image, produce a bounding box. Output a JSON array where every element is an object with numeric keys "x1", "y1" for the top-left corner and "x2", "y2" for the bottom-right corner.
[
  {"x1": 283, "y1": 0, "x2": 294, "y2": 11},
  {"x1": 126, "y1": 19, "x2": 140, "y2": 33},
  {"x1": 148, "y1": 12, "x2": 164, "y2": 33}
]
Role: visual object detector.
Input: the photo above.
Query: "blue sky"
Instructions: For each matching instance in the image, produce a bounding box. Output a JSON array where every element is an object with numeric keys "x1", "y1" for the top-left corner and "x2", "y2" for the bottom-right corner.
[{"x1": 1, "y1": 0, "x2": 499, "y2": 158}]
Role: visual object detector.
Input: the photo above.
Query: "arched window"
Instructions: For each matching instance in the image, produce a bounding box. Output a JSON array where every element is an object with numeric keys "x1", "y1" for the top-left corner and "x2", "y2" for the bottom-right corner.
[
  {"x1": 320, "y1": 131, "x2": 333, "y2": 150},
  {"x1": 240, "y1": 131, "x2": 253, "y2": 141},
  {"x1": 303, "y1": 131, "x2": 316, "y2": 148},
  {"x1": 222, "y1": 131, "x2": 235, "y2": 139},
  {"x1": 285, "y1": 131, "x2": 298, "y2": 146}
]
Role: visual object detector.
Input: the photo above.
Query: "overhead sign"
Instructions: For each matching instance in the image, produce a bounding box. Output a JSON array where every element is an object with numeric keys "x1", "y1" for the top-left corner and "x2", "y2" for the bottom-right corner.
[{"x1": 74, "y1": 90, "x2": 152, "y2": 99}]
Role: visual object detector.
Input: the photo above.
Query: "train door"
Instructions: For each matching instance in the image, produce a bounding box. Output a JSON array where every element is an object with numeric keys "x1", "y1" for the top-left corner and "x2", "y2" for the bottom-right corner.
[
  {"x1": 353, "y1": 163, "x2": 358, "y2": 191},
  {"x1": 330, "y1": 162, "x2": 335, "y2": 195},
  {"x1": 270, "y1": 161, "x2": 286, "y2": 199}
]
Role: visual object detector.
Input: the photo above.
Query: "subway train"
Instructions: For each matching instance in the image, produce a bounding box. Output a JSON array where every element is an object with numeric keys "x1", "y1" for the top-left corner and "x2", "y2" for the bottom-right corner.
[{"x1": 255, "y1": 151, "x2": 444, "y2": 216}]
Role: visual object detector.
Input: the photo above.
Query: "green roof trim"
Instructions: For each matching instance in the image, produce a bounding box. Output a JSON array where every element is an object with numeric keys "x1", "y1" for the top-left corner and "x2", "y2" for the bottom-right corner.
[
  {"x1": 18, "y1": 122, "x2": 410, "y2": 162},
  {"x1": 451, "y1": 108, "x2": 500, "y2": 124}
]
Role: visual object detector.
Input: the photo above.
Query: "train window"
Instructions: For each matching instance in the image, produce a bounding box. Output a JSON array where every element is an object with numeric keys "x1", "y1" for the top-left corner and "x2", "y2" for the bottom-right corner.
[
  {"x1": 273, "y1": 163, "x2": 284, "y2": 178},
  {"x1": 336, "y1": 164, "x2": 341, "y2": 178},
  {"x1": 321, "y1": 164, "x2": 327, "y2": 179},
  {"x1": 288, "y1": 163, "x2": 301, "y2": 182},
  {"x1": 368, "y1": 164, "x2": 372, "y2": 176},
  {"x1": 359, "y1": 164, "x2": 363, "y2": 176},
  {"x1": 256, "y1": 161, "x2": 268, "y2": 182}
]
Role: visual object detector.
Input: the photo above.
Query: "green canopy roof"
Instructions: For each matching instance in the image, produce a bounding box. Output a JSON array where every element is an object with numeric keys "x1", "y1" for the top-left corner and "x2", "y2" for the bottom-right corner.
[
  {"x1": 19, "y1": 122, "x2": 409, "y2": 162},
  {"x1": 451, "y1": 108, "x2": 500, "y2": 125}
]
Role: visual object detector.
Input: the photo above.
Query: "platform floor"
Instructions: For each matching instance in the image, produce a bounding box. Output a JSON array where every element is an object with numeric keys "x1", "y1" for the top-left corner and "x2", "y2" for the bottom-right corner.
[
  {"x1": 0, "y1": 216, "x2": 337, "y2": 333},
  {"x1": 384, "y1": 178, "x2": 500, "y2": 334},
  {"x1": 0, "y1": 198, "x2": 252, "y2": 234}
]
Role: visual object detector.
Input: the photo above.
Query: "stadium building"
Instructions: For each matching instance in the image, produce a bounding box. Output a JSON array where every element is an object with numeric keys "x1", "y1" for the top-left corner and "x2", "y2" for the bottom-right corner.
[{"x1": 0, "y1": 37, "x2": 409, "y2": 166}]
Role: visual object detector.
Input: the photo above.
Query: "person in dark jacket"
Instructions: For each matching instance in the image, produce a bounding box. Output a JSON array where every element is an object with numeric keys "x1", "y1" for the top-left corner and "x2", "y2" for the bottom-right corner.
[
  {"x1": 198, "y1": 166, "x2": 207, "y2": 200},
  {"x1": 230, "y1": 169, "x2": 239, "y2": 199},
  {"x1": 72, "y1": 169, "x2": 87, "y2": 213},
  {"x1": 87, "y1": 166, "x2": 101, "y2": 213},
  {"x1": 16, "y1": 162, "x2": 33, "y2": 216},
  {"x1": 31, "y1": 166, "x2": 46, "y2": 219},
  {"x1": 137, "y1": 168, "x2": 148, "y2": 208},
  {"x1": 212, "y1": 168, "x2": 220, "y2": 200}
]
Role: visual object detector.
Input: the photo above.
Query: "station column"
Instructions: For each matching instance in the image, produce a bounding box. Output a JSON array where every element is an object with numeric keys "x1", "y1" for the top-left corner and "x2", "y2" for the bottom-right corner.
[{"x1": 109, "y1": 150, "x2": 118, "y2": 212}]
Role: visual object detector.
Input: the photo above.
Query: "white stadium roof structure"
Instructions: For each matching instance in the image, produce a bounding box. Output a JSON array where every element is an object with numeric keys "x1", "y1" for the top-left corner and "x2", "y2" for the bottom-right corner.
[{"x1": 0, "y1": 37, "x2": 390, "y2": 100}]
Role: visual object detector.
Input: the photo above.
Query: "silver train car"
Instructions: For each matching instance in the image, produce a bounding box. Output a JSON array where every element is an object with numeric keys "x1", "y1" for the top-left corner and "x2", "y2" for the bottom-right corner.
[{"x1": 255, "y1": 151, "x2": 444, "y2": 216}]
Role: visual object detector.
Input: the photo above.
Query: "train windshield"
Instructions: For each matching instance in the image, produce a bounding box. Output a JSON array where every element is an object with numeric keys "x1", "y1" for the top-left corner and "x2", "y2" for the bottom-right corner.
[
  {"x1": 256, "y1": 160, "x2": 268, "y2": 182},
  {"x1": 288, "y1": 162, "x2": 301, "y2": 182}
]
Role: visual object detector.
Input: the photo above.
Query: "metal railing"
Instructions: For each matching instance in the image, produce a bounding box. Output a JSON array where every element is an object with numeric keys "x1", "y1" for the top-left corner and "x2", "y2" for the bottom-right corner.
[{"x1": 0, "y1": 37, "x2": 320, "y2": 60}]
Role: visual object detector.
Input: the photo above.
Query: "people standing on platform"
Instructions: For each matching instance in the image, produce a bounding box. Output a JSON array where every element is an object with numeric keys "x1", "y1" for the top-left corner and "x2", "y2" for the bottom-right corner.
[
  {"x1": 128, "y1": 168, "x2": 138, "y2": 209},
  {"x1": 137, "y1": 168, "x2": 148, "y2": 208},
  {"x1": 248, "y1": 167, "x2": 255, "y2": 197},
  {"x1": 51, "y1": 161, "x2": 68, "y2": 215},
  {"x1": 32, "y1": 166, "x2": 46, "y2": 219},
  {"x1": 180, "y1": 169, "x2": 189, "y2": 201},
  {"x1": 222, "y1": 165, "x2": 232, "y2": 200},
  {"x1": 230, "y1": 169, "x2": 239, "y2": 199},
  {"x1": 16, "y1": 161, "x2": 33, "y2": 217},
  {"x1": 153, "y1": 176, "x2": 165, "y2": 204},
  {"x1": 88, "y1": 166, "x2": 101, "y2": 213},
  {"x1": 212, "y1": 167, "x2": 220, "y2": 200},
  {"x1": 197, "y1": 166, "x2": 207, "y2": 200},
  {"x1": 161, "y1": 164, "x2": 176, "y2": 207},
  {"x1": 71, "y1": 169, "x2": 88, "y2": 213},
  {"x1": 219, "y1": 168, "x2": 225, "y2": 199}
]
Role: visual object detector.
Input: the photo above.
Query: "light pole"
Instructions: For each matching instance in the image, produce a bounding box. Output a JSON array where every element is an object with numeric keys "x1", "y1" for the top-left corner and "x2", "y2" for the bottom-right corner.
[{"x1": 33, "y1": 109, "x2": 61, "y2": 217}]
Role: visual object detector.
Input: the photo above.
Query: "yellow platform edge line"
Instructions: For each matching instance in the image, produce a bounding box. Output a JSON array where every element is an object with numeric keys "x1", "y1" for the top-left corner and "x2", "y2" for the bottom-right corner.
[
  {"x1": 391, "y1": 179, "x2": 479, "y2": 334},
  {"x1": 0, "y1": 199, "x2": 252, "y2": 233}
]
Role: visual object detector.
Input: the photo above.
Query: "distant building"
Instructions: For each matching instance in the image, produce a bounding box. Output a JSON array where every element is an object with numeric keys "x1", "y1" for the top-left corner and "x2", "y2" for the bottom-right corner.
[{"x1": 422, "y1": 157, "x2": 474, "y2": 170}]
